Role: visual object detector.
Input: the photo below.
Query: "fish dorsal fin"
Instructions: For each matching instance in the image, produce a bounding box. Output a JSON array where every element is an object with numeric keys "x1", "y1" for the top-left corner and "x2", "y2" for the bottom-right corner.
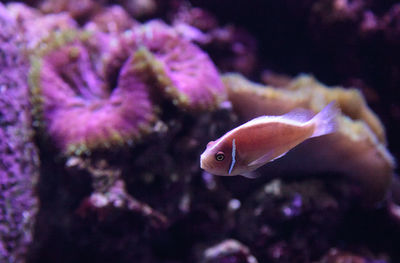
[
  {"x1": 248, "y1": 151, "x2": 275, "y2": 167},
  {"x1": 241, "y1": 115, "x2": 273, "y2": 127},
  {"x1": 207, "y1": 141, "x2": 215, "y2": 147},
  {"x1": 281, "y1": 108, "x2": 315, "y2": 123},
  {"x1": 242, "y1": 108, "x2": 315, "y2": 127}
]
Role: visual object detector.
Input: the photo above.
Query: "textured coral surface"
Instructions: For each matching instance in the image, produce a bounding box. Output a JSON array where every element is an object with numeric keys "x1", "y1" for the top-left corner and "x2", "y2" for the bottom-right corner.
[
  {"x1": 0, "y1": 1, "x2": 400, "y2": 263},
  {"x1": 0, "y1": 3, "x2": 39, "y2": 263}
]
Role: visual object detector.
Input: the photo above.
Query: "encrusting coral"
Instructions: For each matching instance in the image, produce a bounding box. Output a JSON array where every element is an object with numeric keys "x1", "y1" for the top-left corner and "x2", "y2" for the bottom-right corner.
[
  {"x1": 29, "y1": 19, "x2": 227, "y2": 155},
  {"x1": 0, "y1": 3, "x2": 40, "y2": 262},
  {"x1": 223, "y1": 73, "x2": 395, "y2": 204}
]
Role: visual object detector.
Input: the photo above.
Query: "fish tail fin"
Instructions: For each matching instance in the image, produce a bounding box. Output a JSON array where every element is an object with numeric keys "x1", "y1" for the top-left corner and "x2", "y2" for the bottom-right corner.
[{"x1": 310, "y1": 101, "x2": 340, "y2": 138}]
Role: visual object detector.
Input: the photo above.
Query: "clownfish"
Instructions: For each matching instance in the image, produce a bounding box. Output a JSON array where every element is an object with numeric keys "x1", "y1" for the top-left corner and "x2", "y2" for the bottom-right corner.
[{"x1": 200, "y1": 102, "x2": 339, "y2": 177}]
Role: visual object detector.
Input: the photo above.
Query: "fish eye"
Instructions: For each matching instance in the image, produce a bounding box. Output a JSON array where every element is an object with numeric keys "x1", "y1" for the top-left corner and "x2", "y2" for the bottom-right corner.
[{"x1": 215, "y1": 152, "x2": 225, "y2": 161}]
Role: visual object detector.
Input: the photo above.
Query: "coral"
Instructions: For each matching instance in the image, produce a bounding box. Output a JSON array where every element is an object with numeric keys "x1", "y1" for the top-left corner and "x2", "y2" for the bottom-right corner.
[
  {"x1": 173, "y1": 6, "x2": 218, "y2": 32},
  {"x1": 38, "y1": 0, "x2": 100, "y2": 19},
  {"x1": 223, "y1": 73, "x2": 395, "y2": 204},
  {"x1": 129, "y1": 20, "x2": 228, "y2": 111},
  {"x1": 29, "y1": 30, "x2": 156, "y2": 154},
  {"x1": 318, "y1": 248, "x2": 388, "y2": 263},
  {"x1": 29, "y1": 101, "x2": 237, "y2": 262},
  {"x1": 237, "y1": 178, "x2": 352, "y2": 262},
  {"x1": 172, "y1": 4, "x2": 259, "y2": 76},
  {"x1": 0, "y1": 3, "x2": 39, "y2": 262},
  {"x1": 381, "y1": 4, "x2": 400, "y2": 44},
  {"x1": 114, "y1": 0, "x2": 157, "y2": 18},
  {"x1": 7, "y1": 2, "x2": 78, "y2": 49},
  {"x1": 84, "y1": 5, "x2": 138, "y2": 34},
  {"x1": 199, "y1": 239, "x2": 258, "y2": 263},
  {"x1": 29, "y1": 18, "x2": 228, "y2": 154},
  {"x1": 31, "y1": 156, "x2": 165, "y2": 263},
  {"x1": 310, "y1": 0, "x2": 365, "y2": 40}
]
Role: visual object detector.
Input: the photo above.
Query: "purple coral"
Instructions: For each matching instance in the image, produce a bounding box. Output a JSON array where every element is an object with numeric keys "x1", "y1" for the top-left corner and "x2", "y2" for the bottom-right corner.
[
  {"x1": 30, "y1": 31, "x2": 155, "y2": 154},
  {"x1": 129, "y1": 20, "x2": 227, "y2": 111},
  {"x1": 39, "y1": 0, "x2": 99, "y2": 19},
  {"x1": 0, "y1": 3, "x2": 39, "y2": 262},
  {"x1": 7, "y1": 2, "x2": 78, "y2": 49},
  {"x1": 30, "y1": 19, "x2": 228, "y2": 153},
  {"x1": 84, "y1": 5, "x2": 138, "y2": 34}
]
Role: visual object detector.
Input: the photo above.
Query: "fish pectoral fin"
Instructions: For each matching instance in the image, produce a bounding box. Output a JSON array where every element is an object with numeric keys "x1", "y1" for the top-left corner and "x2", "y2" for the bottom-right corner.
[
  {"x1": 269, "y1": 152, "x2": 288, "y2": 162},
  {"x1": 248, "y1": 151, "x2": 275, "y2": 167},
  {"x1": 248, "y1": 150, "x2": 288, "y2": 167},
  {"x1": 240, "y1": 172, "x2": 260, "y2": 179}
]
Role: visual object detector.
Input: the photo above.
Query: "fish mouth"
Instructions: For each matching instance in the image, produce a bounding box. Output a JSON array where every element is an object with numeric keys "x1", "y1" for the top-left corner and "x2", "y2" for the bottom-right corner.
[
  {"x1": 200, "y1": 154, "x2": 205, "y2": 169},
  {"x1": 200, "y1": 154, "x2": 213, "y2": 171}
]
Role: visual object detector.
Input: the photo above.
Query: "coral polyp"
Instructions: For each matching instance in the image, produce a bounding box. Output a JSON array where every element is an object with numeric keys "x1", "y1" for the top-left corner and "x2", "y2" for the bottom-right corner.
[{"x1": 30, "y1": 31, "x2": 155, "y2": 154}]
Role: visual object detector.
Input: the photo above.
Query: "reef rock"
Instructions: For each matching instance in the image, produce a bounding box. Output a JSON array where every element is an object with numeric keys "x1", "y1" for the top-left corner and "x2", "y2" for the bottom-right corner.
[
  {"x1": 0, "y1": 3, "x2": 40, "y2": 263},
  {"x1": 199, "y1": 239, "x2": 258, "y2": 263}
]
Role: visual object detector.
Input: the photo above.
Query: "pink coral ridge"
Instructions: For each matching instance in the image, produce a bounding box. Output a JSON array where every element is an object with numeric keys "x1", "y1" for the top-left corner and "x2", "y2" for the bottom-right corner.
[{"x1": 129, "y1": 20, "x2": 227, "y2": 111}]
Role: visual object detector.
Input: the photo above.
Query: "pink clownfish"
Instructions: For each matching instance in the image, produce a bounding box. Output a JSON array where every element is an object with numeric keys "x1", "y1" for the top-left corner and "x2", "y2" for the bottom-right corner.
[{"x1": 200, "y1": 102, "x2": 339, "y2": 177}]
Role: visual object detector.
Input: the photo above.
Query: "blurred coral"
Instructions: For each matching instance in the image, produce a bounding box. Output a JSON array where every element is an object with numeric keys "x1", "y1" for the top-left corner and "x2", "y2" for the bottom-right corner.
[
  {"x1": 318, "y1": 248, "x2": 387, "y2": 263},
  {"x1": 38, "y1": 0, "x2": 100, "y2": 19},
  {"x1": 200, "y1": 239, "x2": 258, "y2": 263},
  {"x1": 172, "y1": 5, "x2": 259, "y2": 76},
  {"x1": 68, "y1": 157, "x2": 168, "y2": 228},
  {"x1": 0, "y1": 3, "x2": 39, "y2": 262},
  {"x1": 7, "y1": 2, "x2": 77, "y2": 49},
  {"x1": 115, "y1": 0, "x2": 157, "y2": 18},
  {"x1": 129, "y1": 20, "x2": 228, "y2": 111},
  {"x1": 84, "y1": 5, "x2": 138, "y2": 34},
  {"x1": 237, "y1": 178, "x2": 350, "y2": 262}
]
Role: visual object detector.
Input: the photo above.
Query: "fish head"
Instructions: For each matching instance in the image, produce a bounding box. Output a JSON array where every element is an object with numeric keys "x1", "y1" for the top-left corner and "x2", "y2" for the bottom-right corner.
[{"x1": 200, "y1": 139, "x2": 233, "y2": 176}]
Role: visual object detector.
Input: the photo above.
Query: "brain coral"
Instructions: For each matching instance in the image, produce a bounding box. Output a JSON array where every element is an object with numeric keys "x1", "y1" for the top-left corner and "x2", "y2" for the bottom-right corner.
[
  {"x1": 30, "y1": 20, "x2": 227, "y2": 154},
  {"x1": 0, "y1": 3, "x2": 39, "y2": 262}
]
